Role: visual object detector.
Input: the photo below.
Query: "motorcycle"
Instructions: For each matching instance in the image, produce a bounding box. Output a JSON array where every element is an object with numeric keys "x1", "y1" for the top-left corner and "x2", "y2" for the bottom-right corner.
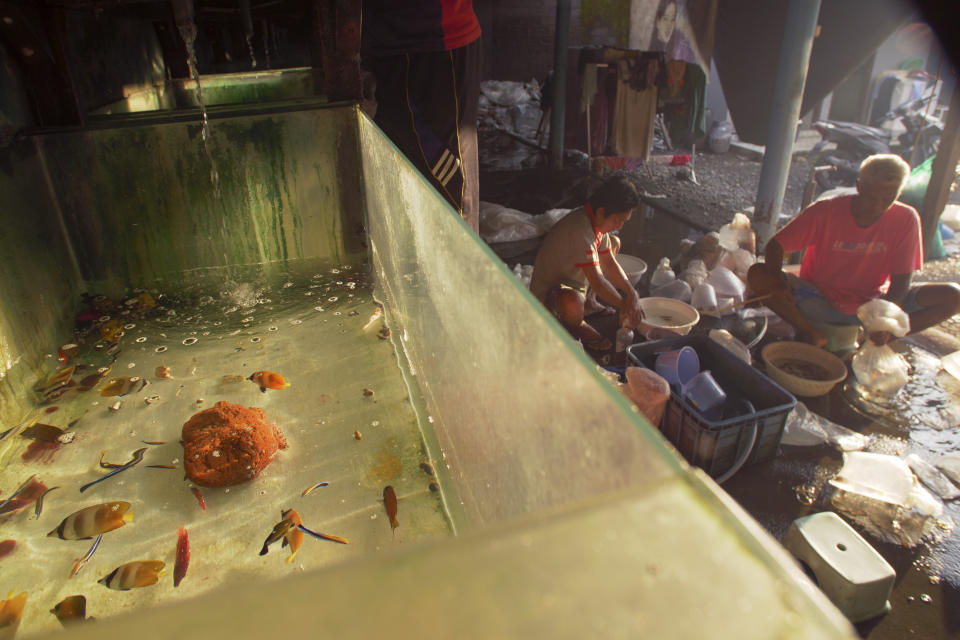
[{"x1": 807, "y1": 94, "x2": 943, "y2": 192}]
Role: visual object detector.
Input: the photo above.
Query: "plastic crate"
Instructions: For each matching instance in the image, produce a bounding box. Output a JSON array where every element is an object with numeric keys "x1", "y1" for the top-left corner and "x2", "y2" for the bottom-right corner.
[{"x1": 627, "y1": 334, "x2": 796, "y2": 478}]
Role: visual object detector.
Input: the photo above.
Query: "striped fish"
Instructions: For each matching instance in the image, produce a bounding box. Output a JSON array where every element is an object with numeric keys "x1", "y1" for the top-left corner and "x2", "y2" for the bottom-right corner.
[
  {"x1": 47, "y1": 502, "x2": 134, "y2": 540},
  {"x1": 98, "y1": 560, "x2": 165, "y2": 590}
]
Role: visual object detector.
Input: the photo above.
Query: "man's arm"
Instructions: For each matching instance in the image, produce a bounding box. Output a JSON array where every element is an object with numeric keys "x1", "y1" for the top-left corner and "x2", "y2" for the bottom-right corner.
[
  {"x1": 598, "y1": 251, "x2": 635, "y2": 298},
  {"x1": 885, "y1": 273, "x2": 913, "y2": 305},
  {"x1": 583, "y1": 262, "x2": 643, "y2": 327}
]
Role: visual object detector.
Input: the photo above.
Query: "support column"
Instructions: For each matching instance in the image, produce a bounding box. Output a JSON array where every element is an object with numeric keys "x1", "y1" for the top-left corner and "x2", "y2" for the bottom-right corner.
[
  {"x1": 548, "y1": 0, "x2": 571, "y2": 170},
  {"x1": 754, "y1": 0, "x2": 821, "y2": 250},
  {"x1": 920, "y1": 79, "x2": 960, "y2": 256}
]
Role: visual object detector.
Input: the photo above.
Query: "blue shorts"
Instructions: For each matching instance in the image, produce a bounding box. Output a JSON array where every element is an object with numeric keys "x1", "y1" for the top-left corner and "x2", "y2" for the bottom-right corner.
[{"x1": 787, "y1": 275, "x2": 921, "y2": 326}]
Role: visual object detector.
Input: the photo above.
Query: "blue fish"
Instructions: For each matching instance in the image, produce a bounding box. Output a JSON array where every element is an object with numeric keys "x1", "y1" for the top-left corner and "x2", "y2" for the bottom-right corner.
[{"x1": 80, "y1": 448, "x2": 147, "y2": 493}]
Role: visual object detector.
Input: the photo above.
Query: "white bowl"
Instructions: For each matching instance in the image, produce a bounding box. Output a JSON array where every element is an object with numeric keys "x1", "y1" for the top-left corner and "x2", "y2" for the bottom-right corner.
[
  {"x1": 618, "y1": 254, "x2": 648, "y2": 287},
  {"x1": 637, "y1": 297, "x2": 700, "y2": 337}
]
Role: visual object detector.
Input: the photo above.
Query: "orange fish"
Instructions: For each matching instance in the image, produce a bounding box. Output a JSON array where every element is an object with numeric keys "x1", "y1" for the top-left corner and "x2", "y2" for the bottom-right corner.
[
  {"x1": 383, "y1": 485, "x2": 399, "y2": 532},
  {"x1": 98, "y1": 560, "x2": 165, "y2": 590},
  {"x1": 259, "y1": 509, "x2": 303, "y2": 563},
  {"x1": 0, "y1": 591, "x2": 27, "y2": 638},
  {"x1": 248, "y1": 371, "x2": 290, "y2": 393},
  {"x1": 48, "y1": 501, "x2": 134, "y2": 539},
  {"x1": 51, "y1": 594, "x2": 89, "y2": 626}
]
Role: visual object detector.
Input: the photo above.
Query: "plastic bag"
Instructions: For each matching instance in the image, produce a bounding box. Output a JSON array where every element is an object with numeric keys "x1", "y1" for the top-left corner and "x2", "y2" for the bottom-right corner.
[
  {"x1": 649, "y1": 257, "x2": 676, "y2": 288},
  {"x1": 718, "y1": 212, "x2": 756, "y2": 253},
  {"x1": 679, "y1": 259, "x2": 708, "y2": 288},
  {"x1": 851, "y1": 300, "x2": 911, "y2": 399},
  {"x1": 623, "y1": 367, "x2": 670, "y2": 427}
]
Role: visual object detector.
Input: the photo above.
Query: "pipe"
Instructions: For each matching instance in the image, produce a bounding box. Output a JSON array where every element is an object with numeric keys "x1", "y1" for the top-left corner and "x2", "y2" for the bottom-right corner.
[
  {"x1": 239, "y1": 0, "x2": 254, "y2": 40},
  {"x1": 548, "y1": 0, "x2": 571, "y2": 170},
  {"x1": 171, "y1": 0, "x2": 194, "y2": 29},
  {"x1": 754, "y1": 0, "x2": 821, "y2": 251}
]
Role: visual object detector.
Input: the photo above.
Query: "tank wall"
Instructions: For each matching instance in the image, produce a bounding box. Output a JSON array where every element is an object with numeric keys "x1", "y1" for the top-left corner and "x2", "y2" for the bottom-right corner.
[
  {"x1": 356, "y1": 114, "x2": 681, "y2": 529},
  {"x1": 0, "y1": 137, "x2": 83, "y2": 426},
  {"x1": 34, "y1": 104, "x2": 367, "y2": 295}
]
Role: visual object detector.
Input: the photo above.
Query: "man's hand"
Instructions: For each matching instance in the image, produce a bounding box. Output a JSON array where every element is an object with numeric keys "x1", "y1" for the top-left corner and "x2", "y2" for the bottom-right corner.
[
  {"x1": 868, "y1": 330, "x2": 895, "y2": 346},
  {"x1": 620, "y1": 291, "x2": 645, "y2": 329}
]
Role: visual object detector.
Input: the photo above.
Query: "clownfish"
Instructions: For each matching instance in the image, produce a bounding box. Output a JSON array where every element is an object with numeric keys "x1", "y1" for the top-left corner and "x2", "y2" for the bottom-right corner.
[
  {"x1": 98, "y1": 560, "x2": 165, "y2": 590},
  {"x1": 48, "y1": 501, "x2": 134, "y2": 540},
  {"x1": 259, "y1": 509, "x2": 303, "y2": 563},
  {"x1": 248, "y1": 371, "x2": 291, "y2": 393},
  {"x1": 0, "y1": 591, "x2": 27, "y2": 638},
  {"x1": 51, "y1": 594, "x2": 90, "y2": 626}
]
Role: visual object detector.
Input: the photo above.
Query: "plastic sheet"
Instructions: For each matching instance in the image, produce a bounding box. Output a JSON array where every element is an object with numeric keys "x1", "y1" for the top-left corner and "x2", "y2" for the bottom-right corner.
[
  {"x1": 780, "y1": 401, "x2": 868, "y2": 451},
  {"x1": 906, "y1": 453, "x2": 960, "y2": 501},
  {"x1": 650, "y1": 257, "x2": 676, "y2": 288},
  {"x1": 829, "y1": 452, "x2": 945, "y2": 548}
]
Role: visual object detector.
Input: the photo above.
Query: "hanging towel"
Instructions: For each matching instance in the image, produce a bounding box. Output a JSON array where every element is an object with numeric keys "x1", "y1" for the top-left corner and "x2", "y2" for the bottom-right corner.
[{"x1": 611, "y1": 59, "x2": 658, "y2": 160}]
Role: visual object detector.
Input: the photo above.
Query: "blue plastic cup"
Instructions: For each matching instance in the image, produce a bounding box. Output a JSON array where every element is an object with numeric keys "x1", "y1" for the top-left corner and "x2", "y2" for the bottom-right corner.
[
  {"x1": 655, "y1": 346, "x2": 700, "y2": 386},
  {"x1": 682, "y1": 370, "x2": 727, "y2": 412}
]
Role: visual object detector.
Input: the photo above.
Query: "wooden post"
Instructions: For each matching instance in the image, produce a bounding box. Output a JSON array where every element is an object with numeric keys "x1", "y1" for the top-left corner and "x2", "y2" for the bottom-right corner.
[
  {"x1": 311, "y1": 0, "x2": 360, "y2": 103},
  {"x1": 920, "y1": 79, "x2": 960, "y2": 257}
]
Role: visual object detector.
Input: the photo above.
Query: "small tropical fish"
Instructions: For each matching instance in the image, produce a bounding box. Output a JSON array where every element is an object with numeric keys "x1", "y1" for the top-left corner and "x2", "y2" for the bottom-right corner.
[
  {"x1": 69, "y1": 534, "x2": 103, "y2": 578},
  {"x1": 100, "y1": 319, "x2": 123, "y2": 343},
  {"x1": 34, "y1": 486, "x2": 60, "y2": 518},
  {"x1": 142, "y1": 440, "x2": 166, "y2": 446},
  {"x1": 259, "y1": 509, "x2": 303, "y2": 563},
  {"x1": 41, "y1": 366, "x2": 75, "y2": 394},
  {"x1": 146, "y1": 464, "x2": 177, "y2": 470},
  {"x1": 362, "y1": 306, "x2": 383, "y2": 330},
  {"x1": 48, "y1": 501, "x2": 134, "y2": 539},
  {"x1": 51, "y1": 595, "x2": 89, "y2": 626},
  {"x1": 98, "y1": 376, "x2": 143, "y2": 397},
  {"x1": 0, "y1": 540, "x2": 15, "y2": 560},
  {"x1": 248, "y1": 371, "x2": 290, "y2": 393},
  {"x1": 0, "y1": 591, "x2": 27, "y2": 638},
  {"x1": 190, "y1": 487, "x2": 206, "y2": 511},
  {"x1": 0, "y1": 477, "x2": 47, "y2": 516},
  {"x1": 297, "y1": 524, "x2": 349, "y2": 545},
  {"x1": 383, "y1": 485, "x2": 399, "y2": 532},
  {"x1": 0, "y1": 475, "x2": 37, "y2": 512},
  {"x1": 300, "y1": 481, "x2": 330, "y2": 497},
  {"x1": 174, "y1": 527, "x2": 189, "y2": 587},
  {"x1": 98, "y1": 560, "x2": 165, "y2": 590},
  {"x1": 98, "y1": 451, "x2": 124, "y2": 469},
  {"x1": 80, "y1": 448, "x2": 147, "y2": 493},
  {"x1": 20, "y1": 423, "x2": 64, "y2": 443},
  {"x1": 155, "y1": 366, "x2": 172, "y2": 379}
]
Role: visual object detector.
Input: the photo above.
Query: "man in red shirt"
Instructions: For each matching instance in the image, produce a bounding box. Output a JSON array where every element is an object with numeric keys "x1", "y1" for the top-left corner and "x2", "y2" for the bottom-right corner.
[
  {"x1": 361, "y1": 1, "x2": 482, "y2": 232},
  {"x1": 748, "y1": 154, "x2": 960, "y2": 348}
]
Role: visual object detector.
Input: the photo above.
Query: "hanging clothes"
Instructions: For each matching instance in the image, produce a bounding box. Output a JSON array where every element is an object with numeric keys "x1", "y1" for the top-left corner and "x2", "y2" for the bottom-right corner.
[
  {"x1": 666, "y1": 62, "x2": 707, "y2": 148},
  {"x1": 562, "y1": 49, "x2": 609, "y2": 156},
  {"x1": 610, "y1": 56, "x2": 661, "y2": 160}
]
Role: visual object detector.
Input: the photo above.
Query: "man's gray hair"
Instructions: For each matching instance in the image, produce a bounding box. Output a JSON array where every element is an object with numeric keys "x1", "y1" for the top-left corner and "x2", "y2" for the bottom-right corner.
[{"x1": 859, "y1": 154, "x2": 911, "y2": 191}]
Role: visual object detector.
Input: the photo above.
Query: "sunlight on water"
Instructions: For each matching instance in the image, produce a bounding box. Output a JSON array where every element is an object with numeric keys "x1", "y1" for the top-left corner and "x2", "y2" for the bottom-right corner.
[{"x1": 0, "y1": 259, "x2": 450, "y2": 637}]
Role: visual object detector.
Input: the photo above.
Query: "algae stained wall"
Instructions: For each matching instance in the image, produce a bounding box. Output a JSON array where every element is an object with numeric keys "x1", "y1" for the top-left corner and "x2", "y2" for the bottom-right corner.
[
  {"x1": 35, "y1": 104, "x2": 366, "y2": 295},
  {"x1": 0, "y1": 137, "x2": 83, "y2": 425},
  {"x1": 356, "y1": 112, "x2": 680, "y2": 529}
]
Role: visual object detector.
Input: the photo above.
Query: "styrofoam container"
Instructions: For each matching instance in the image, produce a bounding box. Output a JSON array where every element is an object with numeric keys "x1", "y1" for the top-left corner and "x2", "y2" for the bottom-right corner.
[{"x1": 617, "y1": 254, "x2": 648, "y2": 287}]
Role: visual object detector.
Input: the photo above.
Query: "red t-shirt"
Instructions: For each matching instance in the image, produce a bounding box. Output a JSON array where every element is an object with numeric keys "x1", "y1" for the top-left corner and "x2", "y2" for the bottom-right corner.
[
  {"x1": 362, "y1": 1, "x2": 481, "y2": 55},
  {"x1": 773, "y1": 194, "x2": 923, "y2": 315}
]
